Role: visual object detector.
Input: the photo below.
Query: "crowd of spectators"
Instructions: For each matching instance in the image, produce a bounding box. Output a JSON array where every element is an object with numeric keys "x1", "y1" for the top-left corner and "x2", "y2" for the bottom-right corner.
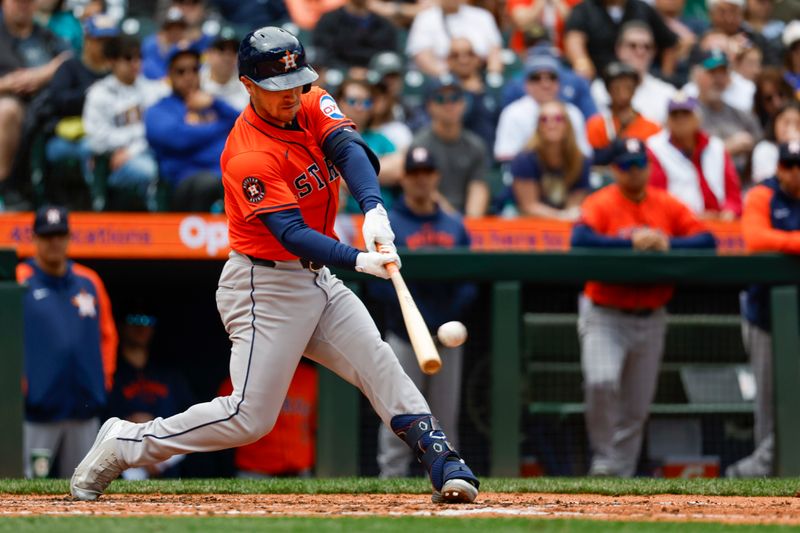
[{"x1": 0, "y1": 0, "x2": 797, "y2": 217}]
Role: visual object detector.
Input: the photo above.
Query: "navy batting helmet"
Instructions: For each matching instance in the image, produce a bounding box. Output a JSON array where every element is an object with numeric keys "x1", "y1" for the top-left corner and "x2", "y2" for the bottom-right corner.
[{"x1": 238, "y1": 26, "x2": 318, "y2": 92}]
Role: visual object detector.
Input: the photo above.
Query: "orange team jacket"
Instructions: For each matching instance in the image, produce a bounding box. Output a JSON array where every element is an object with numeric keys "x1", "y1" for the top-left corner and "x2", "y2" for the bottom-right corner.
[
  {"x1": 586, "y1": 113, "x2": 662, "y2": 149},
  {"x1": 218, "y1": 362, "x2": 318, "y2": 475},
  {"x1": 741, "y1": 178, "x2": 800, "y2": 254},
  {"x1": 221, "y1": 86, "x2": 355, "y2": 261},
  {"x1": 580, "y1": 184, "x2": 709, "y2": 310}
]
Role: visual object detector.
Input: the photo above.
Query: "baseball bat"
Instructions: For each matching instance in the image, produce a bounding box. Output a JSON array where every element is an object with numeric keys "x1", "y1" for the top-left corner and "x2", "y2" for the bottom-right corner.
[{"x1": 380, "y1": 247, "x2": 442, "y2": 375}]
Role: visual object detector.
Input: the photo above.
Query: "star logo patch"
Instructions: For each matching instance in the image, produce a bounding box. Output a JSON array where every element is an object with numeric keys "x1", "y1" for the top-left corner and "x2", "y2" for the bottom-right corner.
[
  {"x1": 72, "y1": 289, "x2": 96, "y2": 318},
  {"x1": 242, "y1": 176, "x2": 266, "y2": 203},
  {"x1": 279, "y1": 50, "x2": 298, "y2": 72}
]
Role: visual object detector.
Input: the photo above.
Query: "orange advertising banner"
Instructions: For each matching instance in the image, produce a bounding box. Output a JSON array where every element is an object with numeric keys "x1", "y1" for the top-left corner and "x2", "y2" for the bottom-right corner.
[{"x1": 0, "y1": 213, "x2": 746, "y2": 259}]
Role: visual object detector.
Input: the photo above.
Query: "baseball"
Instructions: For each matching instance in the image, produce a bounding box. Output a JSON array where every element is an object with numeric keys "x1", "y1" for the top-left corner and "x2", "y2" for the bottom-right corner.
[{"x1": 437, "y1": 321, "x2": 467, "y2": 348}]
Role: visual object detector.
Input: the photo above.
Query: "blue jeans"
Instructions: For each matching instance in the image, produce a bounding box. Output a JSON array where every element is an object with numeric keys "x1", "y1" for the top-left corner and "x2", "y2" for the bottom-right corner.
[{"x1": 108, "y1": 151, "x2": 159, "y2": 211}]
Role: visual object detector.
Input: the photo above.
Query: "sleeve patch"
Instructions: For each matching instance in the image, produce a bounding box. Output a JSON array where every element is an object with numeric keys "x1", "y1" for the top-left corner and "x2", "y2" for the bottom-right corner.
[
  {"x1": 319, "y1": 94, "x2": 344, "y2": 119},
  {"x1": 242, "y1": 176, "x2": 266, "y2": 203}
]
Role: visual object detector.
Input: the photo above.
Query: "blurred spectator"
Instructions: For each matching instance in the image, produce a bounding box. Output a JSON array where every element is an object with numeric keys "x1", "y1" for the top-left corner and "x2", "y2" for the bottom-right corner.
[
  {"x1": 586, "y1": 62, "x2": 662, "y2": 160},
  {"x1": 405, "y1": 0, "x2": 503, "y2": 78},
  {"x1": 200, "y1": 26, "x2": 248, "y2": 111},
  {"x1": 731, "y1": 141, "x2": 800, "y2": 478},
  {"x1": 366, "y1": 51, "x2": 415, "y2": 128},
  {"x1": 218, "y1": 361, "x2": 317, "y2": 478},
  {"x1": 591, "y1": 22, "x2": 677, "y2": 126},
  {"x1": 654, "y1": 0, "x2": 705, "y2": 69},
  {"x1": 744, "y1": 0, "x2": 785, "y2": 46},
  {"x1": 689, "y1": 49, "x2": 762, "y2": 173},
  {"x1": 572, "y1": 137, "x2": 715, "y2": 477},
  {"x1": 210, "y1": 0, "x2": 289, "y2": 29},
  {"x1": 66, "y1": 0, "x2": 124, "y2": 21},
  {"x1": 337, "y1": 78, "x2": 404, "y2": 211},
  {"x1": 707, "y1": 0, "x2": 781, "y2": 65},
  {"x1": 732, "y1": 41, "x2": 763, "y2": 82},
  {"x1": 365, "y1": 0, "x2": 431, "y2": 28},
  {"x1": 783, "y1": 20, "x2": 800, "y2": 91},
  {"x1": 36, "y1": 0, "x2": 83, "y2": 54},
  {"x1": 17, "y1": 206, "x2": 118, "y2": 478},
  {"x1": 0, "y1": 0, "x2": 70, "y2": 207},
  {"x1": 771, "y1": 0, "x2": 800, "y2": 22},
  {"x1": 313, "y1": 0, "x2": 398, "y2": 75},
  {"x1": 44, "y1": 14, "x2": 116, "y2": 174},
  {"x1": 753, "y1": 66, "x2": 794, "y2": 128},
  {"x1": 374, "y1": 146, "x2": 476, "y2": 477},
  {"x1": 414, "y1": 77, "x2": 490, "y2": 216},
  {"x1": 752, "y1": 101, "x2": 800, "y2": 183},
  {"x1": 495, "y1": 54, "x2": 591, "y2": 162},
  {"x1": 511, "y1": 100, "x2": 590, "y2": 220},
  {"x1": 371, "y1": 81, "x2": 413, "y2": 152},
  {"x1": 445, "y1": 37, "x2": 500, "y2": 151},
  {"x1": 107, "y1": 303, "x2": 192, "y2": 480},
  {"x1": 145, "y1": 43, "x2": 238, "y2": 211},
  {"x1": 647, "y1": 92, "x2": 743, "y2": 219},
  {"x1": 506, "y1": 0, "x2": 582, "y2": 53},
  {"x1": 562, "y1": 0, "x2": 678, "y2": 80},
  {"x1": 168, "y1": 0, "x2": 213, "y2": 46},
  {"x1": 284, "y1": 0, "x2": 345, "y2": 30},
  {"x1": 83, "y1": 35, "x2": 163, "y2": 211},
  {"x1": 502, "y1": 44, "x2": 597, "y2": 120},
  {"x1": 141, "y1": 5, "x2": 211, "y2": 81}
]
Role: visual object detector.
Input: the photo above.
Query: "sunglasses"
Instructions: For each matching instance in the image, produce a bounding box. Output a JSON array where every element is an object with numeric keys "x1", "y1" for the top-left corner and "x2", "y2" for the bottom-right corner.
[
  {"x1": 344, "y1": 97, "x2": 373, "y2": 109},
  {"x1": 616, "y1": 157, "x2": 649, "y2": 171},
  {"x1": 172, "y1": 65, "x2": 200, "y2": 75},
  {"x1": 539, "y1": 113, "x2": 565, "y2": 124},
  {"x1": 126, "y1": 314, "x2": 157, "y2": 327},
  {"x1": 529, "y1": 73, "x2": 557, "y2": 83},
  {"x1": 623, "y1": 41, "x2": 654, "y2": 52},
  {"x1": 780, "y1": 160, "x2": 800, "y2": 170},
  {"x1": 431, "y1": 92, "x2": 463, "y2": 104}
]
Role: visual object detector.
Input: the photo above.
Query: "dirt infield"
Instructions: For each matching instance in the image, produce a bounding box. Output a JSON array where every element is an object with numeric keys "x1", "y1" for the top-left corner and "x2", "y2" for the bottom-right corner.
[{"x1": 2, "y1": 493, "x2": 800, "y2": 524}]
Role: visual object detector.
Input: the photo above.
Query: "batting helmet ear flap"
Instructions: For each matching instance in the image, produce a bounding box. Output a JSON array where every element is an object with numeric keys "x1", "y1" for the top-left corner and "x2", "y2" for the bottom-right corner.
[{"x1": 302, "y1": 83, "x2": 312, "y2": 94}]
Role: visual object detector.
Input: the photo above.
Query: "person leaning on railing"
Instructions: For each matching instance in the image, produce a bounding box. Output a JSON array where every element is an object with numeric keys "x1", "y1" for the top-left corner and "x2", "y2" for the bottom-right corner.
[
  {"x1": 728, "y1": 140, "x2": 800, "y2": 478},
  {"x1": 571, "y1": 137, "x2": 716, "y2": 477}
]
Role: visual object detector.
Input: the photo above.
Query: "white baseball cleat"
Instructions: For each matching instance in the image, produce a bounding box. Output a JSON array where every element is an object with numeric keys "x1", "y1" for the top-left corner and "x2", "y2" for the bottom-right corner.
[
  {"x1": 431, "y1": 478, "x2": 479, "y2": 504},
  {"x1": 70, "y1": 417, "x2": 129, "y2": 501}
]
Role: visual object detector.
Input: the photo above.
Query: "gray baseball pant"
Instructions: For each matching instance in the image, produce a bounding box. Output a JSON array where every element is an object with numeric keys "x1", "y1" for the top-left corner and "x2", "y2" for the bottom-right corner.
[
  {"x1": 377, "y1": 331, "x2": 463, "y2": 477},
  {"x1": 24, "y1": 418, "x2": 100, "y2": 478},
  {"x1": 578, "y1": 295, "x2": 666, "y2": 477},
  {"x1": 114, "y1": 252, "x2": 429, "y2": 467}
]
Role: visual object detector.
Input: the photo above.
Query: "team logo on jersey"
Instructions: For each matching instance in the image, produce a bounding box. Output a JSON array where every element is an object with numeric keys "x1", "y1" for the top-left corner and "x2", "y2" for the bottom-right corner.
[
  {"x1": 72, "y1": 289, "x2": 97, "y2": 318},
  {"x1": 279, "y1": 50, "x2": 298, "y2": 72},
  {"x1": 320, "y1": 95, "x2": 344, "y2": 119},
  {"x1": 242, "y1": 176, "x2": 266, "y2": 203}
]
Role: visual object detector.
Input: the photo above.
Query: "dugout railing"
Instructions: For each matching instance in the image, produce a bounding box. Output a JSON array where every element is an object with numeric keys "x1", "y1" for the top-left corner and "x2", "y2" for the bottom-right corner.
[{"x1": 329, "y1": 250, "x2": 800, "y2": 478}]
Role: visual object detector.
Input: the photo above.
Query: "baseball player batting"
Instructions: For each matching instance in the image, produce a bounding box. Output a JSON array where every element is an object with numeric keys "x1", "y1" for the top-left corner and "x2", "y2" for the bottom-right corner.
[{"x1": 70, "y1": 27, "x2": 479, "y2": 504}]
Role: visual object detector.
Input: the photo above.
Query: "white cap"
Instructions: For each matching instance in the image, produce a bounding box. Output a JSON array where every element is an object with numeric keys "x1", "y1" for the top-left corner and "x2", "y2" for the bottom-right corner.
[
  {"x1": 783, "y1": 20, "x2": 800, "y2": 48},
  {"x1": 706, "y1": 0, "x2": 744, "y2": 8}
]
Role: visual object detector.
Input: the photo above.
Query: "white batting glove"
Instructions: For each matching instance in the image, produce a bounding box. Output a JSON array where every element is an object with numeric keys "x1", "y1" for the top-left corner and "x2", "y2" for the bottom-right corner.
[
  {"x1": 362, "y1": 205, "x2": 395, "y2": 253},
  {"x1": 355, "y1": 251, "x2": 400, "y2": 279}
]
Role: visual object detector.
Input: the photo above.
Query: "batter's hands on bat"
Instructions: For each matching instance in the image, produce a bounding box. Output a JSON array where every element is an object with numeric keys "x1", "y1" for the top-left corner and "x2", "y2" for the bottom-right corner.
[
  {"x1": 362, "y1": 205, "x2": 395, "y2": 253},
  {"x1": 356, "y1": 251, "x2": 401, "y2": 279}
]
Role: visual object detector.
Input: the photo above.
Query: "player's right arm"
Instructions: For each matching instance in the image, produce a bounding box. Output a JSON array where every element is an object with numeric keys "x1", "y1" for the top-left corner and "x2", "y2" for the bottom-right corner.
[{"x1": 742, "y1": 185, "x2": 800, "y2": 253}]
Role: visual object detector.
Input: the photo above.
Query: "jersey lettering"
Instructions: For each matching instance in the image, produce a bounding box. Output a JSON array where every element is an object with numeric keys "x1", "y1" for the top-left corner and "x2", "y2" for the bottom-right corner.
[
  {"x1": 308, "y1": 163, "x2": 326, "y2": 190},
  {"x1": 293, "y1": 173, "x2": 313, "y2": 198},
  {"x1": 325, "y1": 158, "x2": 341, "y2": 183}
]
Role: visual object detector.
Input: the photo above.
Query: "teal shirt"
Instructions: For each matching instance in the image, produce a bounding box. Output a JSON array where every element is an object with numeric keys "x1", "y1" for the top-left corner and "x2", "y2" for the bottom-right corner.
[
  {"x1": 44, "y1": 12, "x2": 83, "y2": 55},
  {"x1": 345, "y1": 130, "x2": 397, "y2": 213}
]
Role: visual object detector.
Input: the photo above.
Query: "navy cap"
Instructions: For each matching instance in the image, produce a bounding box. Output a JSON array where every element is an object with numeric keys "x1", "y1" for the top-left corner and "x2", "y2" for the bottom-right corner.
[
  {"x1": 699, "y1": 48, "x2": 728, "y2": 70},
  {"x1": 779, "y1": 140, "x2": 800, "y2": 164},
  {"x1": 425, "y1": 75, "x2": 463, "y2": 102},
  {"x1": 84, "y1": 14, "x2": 119, "y2": 38},
  {"x1": 667, "y1": 91, "x2": 699, "y2": 113},
  {"x1": 524, "y1": 54, "x2": 560, "y2": 77},
  {"x1": 162, "y1": 6, "x2": 188, "y2": 27},
  {"x1": 166, "y1": 41, "x2": 202, "y2": 66},
  {"x1": 405, "y1": 145, "x2": 438, "y2": 173},
  {"x1": 33, "y1": 206, "x2": 69, "y2": 236},
  {"x1": 610, "y1": 137, "x2": 648, "y2": 166}
]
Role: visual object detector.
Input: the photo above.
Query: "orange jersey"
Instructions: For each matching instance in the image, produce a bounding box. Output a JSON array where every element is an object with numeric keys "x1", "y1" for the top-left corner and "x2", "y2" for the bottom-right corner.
[
  {"x1": 586, "y1": 113, "x2": 662, "y2": 150},
  {"x1": 742, "y1": 178, "x2": 800, "y2": 253},
  {"x1": 580, "y1": 184, "x2": 708, "y2": 309},
  {"x1": 221, "y1": 86, "x2": 355, "y2": 260}
]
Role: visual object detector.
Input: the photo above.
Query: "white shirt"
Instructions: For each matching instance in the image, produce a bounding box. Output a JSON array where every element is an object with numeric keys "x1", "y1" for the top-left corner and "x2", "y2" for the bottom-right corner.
[
  {"x1": 405, "y1": 5, "x2": 502, "y2": 60},
  {"x1": 682, "y1": 72, "x2": 755, "y2": 114},
  {"x1": 376, "y1": 121, "x2": 413, "y2": 152},
  {"x1": 201, "y1": 68, "x2": 250, "y2": 112},
  {"x1": 751, "y1": 140, "x2": 778, "y2": 184},
  {"x1": 591, "y1": 73, "x2": 676, "y2": 126},
  {"x1": 494, "y1": 95, "x2": 592, "y2": 161}
]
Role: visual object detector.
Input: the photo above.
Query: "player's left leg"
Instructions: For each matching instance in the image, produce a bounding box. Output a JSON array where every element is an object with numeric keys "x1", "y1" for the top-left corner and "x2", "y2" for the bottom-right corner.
[{"x1": 303, "y1": 269, "x2": 479, "y2": 503}]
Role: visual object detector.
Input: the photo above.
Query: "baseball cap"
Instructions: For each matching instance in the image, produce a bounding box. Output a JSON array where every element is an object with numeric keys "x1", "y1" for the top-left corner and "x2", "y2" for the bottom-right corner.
[
  {"x1": 368, "y1": 51, "x2": 404, "y2": 78},
  {"x1": 610, "y1": 138, "x2": 648, "y2": 168},
  {"x1": 405, "y1": 145, "x2": 438, "y2": 173},
  {"x1": 667, "y1": 91, "x2": 699, "y2": 114},
  {"x1": 33, "y1": 206, "x2": 69, "y2": 236},
  {"x1": 161, "y1": 6, "x2": 188, "y2": 28},
  {"x1": 425, "y1": 75, "x2": 464, "y2": 102},
  {"x1": 779, "y1": 140, "x2": 800, "y2": 165},
  {"x1": 783, "y1": 20, "x2": 800, "y2": 48},
  {"x1": 699, "y1": 48, "x2": 728, "y2": 70},
  {"x1": 603, "y1": 61, "x2": 640, "y2": 87},
  {"x1": 524, "y1": 54, "x2": 560, "y2": 77},
  {"x1": 84, "y1": 14, "x2": 120, "y2": 38},
  {"x1": 166, "y1": 41, "x2": 202, "y2": 66},
  {"x1": 212, "y1": 25, "x2": 239, "y2": 48}
]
